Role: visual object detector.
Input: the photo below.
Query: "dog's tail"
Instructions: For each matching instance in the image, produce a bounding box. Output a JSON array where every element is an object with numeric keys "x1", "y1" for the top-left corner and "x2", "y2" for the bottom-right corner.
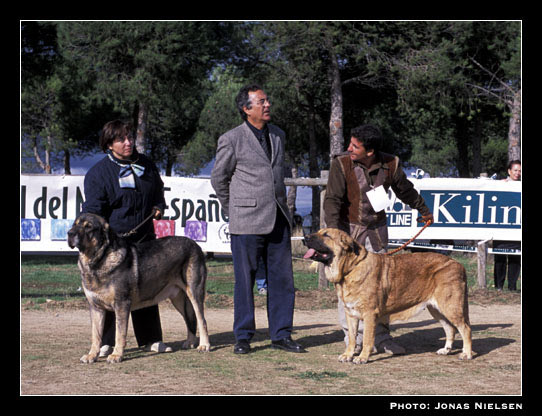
[
  {"x1": 195, "y1": 255, "x2": 208, "y2": 295},
  {"x1": 188, "y1": 246, "x2": 208, "y2": 297}
]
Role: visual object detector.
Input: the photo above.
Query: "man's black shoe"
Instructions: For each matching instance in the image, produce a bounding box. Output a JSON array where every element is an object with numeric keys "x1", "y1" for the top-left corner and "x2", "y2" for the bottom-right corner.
[
  {"x1": 271, "y1": 337, "x2": 306, "y2": 353},
  {"x1": 233, "y1": 339, "x2": 251, "y2": 354}
]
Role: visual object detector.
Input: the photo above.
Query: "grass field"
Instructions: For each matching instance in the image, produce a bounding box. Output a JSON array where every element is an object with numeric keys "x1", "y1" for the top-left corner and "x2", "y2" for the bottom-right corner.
[
  {"x1": 20, "y1": 251, "x2": 516, "y2": 308},
  {"x1": 20, "y1": 251, "x2": 522, "y2": 396},
  {"x1": 20, "y1": 254, "x2": 327, "y2": 306}
]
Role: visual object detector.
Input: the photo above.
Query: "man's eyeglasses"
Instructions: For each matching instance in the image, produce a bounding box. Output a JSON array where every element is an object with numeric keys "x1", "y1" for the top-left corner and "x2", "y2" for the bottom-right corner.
[{"x1": 252, "y1": 98, "x2": 271, "y2": 107}]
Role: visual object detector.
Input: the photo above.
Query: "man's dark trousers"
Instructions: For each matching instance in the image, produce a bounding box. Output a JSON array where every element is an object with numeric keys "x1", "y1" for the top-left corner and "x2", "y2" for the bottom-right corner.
[{"x1": 230, "y1": 209, "x2": 295, "y2": 342}]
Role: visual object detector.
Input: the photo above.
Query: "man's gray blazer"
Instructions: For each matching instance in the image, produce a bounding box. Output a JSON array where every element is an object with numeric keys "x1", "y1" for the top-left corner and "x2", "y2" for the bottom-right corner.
[{"x1": 211, "y1": 122, "x2": 292, "y2": 235}]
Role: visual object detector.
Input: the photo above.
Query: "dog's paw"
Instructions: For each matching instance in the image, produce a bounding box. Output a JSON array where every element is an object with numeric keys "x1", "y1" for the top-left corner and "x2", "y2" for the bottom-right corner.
[
  {"x1": 353, "y1": 356, "x2": 369, "y2": 364},
  {"x1": 80, "y1": 353, "x2": 98, "y2": 364},
  {"x1": 181, "y1": 340, "x2": 197, "y2": 350},
  {"x1": 106, "y1": 354, "x2": 123, "y2": 364},
  {"x1": 459, "y1": 351, "x2": 473, "y2": 360},
  {"x1": 197, "y1": 344, "x2": 211, "y2": 353},
  {"x1": 436, "y1": 347, "x2": 451, "y2": 355},
  {"x1": 338, "y1": 353, "x2": 354, "y2": 363}
]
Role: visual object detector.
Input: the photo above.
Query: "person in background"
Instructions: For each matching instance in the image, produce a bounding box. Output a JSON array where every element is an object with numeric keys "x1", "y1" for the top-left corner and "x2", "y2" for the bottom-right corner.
[
  {"x1": 82, "y1": 119, "x2": 171, "y2": 356},
  {"x1": 493, "y1": 160, "x2": 521, "y2": 292},
  {"x1": 211, "y1": 84, "x2": 304, "y2": 354},
  {"x1": 255, "y1": 257, "x2": 268, "y2": 295},
  {"x1": 323, "y1": 124, "x2": 433, "y2": 356}
]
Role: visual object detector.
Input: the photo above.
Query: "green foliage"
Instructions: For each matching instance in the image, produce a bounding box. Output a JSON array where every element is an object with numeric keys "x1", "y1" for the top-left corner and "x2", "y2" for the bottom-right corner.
[
  {"x1": 54, "y1": 21, "x2": 237, "y2": 172},
  {"x1": 21, "y1": 21, "x2": 520, "y2": 179},
  {"x1": 21, "y1": 22, "x2": 121, "y2": 173},
  {"x1": 178, "y1": 67, "x2": 246, "y2": 176},
  {"x1": 387, "y1": 21, "x2": 519, "y2": 177}
]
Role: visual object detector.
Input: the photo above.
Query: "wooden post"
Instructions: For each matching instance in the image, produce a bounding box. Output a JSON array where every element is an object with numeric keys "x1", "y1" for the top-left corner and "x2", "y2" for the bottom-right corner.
[
  {"x1": 318, "y1": 171, "x2": 329, "y2": 290},
  {"x1": 283, "y1": 173, "x2": 329, "y2": 290},
  {"x1": 477, "y1": 239, "x2": 491, "y2": 288}
]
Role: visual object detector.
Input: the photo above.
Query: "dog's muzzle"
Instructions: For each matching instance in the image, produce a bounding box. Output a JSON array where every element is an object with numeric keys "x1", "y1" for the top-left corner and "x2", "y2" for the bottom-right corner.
[
  {"x1": 302, "y1": 234, "x2": 333, "y2": 264},
  {"x1": 67, "y1": 230, "x2": 79, "y2": 249}
]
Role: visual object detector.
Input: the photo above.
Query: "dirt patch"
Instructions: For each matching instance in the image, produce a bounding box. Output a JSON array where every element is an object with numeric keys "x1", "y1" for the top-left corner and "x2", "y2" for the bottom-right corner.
[{"x1": 21, "y1": 293, "x2": 522, "y2": 396}]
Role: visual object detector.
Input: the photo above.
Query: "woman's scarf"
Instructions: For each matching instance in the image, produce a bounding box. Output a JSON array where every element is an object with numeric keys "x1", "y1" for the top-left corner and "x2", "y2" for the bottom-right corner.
[{"x1": 106, "y1": 150, "x2": 145, "y2": 188}]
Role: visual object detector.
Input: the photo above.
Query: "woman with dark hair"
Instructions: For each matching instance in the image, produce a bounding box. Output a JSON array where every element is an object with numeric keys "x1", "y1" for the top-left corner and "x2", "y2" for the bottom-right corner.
[{"x1": 81, "y1": 119, "x2": 171, "y2": 356}]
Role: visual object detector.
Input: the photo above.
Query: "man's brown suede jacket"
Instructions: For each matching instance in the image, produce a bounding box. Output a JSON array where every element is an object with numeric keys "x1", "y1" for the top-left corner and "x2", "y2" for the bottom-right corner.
[{"x1": 323, "y1": 152, "x2": 430, "y2": 251}]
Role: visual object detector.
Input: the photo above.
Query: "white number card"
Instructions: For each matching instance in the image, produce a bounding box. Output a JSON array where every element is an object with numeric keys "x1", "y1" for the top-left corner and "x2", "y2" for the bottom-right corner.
[{"x1": 366, "y1": 185, "x2": 391, "y2": 212}]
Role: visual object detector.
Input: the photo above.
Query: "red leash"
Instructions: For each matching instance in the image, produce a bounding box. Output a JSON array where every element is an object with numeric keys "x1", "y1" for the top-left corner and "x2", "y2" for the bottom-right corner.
[{"x1": 385, "y1": 218, "x2": 433, "y2": 256}]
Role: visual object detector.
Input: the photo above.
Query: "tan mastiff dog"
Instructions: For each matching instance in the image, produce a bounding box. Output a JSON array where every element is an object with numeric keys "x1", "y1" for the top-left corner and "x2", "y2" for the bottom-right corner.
[{"x1": 304, "y1": 228, "x2": 473, "y2": 364}]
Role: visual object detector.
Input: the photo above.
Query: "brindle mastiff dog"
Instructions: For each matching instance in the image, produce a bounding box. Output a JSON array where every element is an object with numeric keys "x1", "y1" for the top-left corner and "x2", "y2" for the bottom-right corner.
[
  {"x1": 304, "y1": 228, "x2": 473, "y2": 364},
  {"x1": 68, "y1": 213, "x2": 210, "y2": 363}
]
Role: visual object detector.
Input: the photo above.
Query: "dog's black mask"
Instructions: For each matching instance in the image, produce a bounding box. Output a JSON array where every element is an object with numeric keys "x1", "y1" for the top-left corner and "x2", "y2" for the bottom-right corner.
[
  {"x1": 303, "y1": 234, "x2": 334, "y2": 265},
  {"x1": 67, "y1": 213, "x2": 112, "y2": 254}
]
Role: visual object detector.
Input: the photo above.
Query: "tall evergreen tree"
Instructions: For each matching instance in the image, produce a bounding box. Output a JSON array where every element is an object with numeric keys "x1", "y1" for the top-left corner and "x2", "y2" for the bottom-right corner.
[
  {"x1": 56, "y1": 21, "x2": 233, "y2": 170},
  {"x1": 372, "y1": 21, "x2": 519, "y2": 177}
]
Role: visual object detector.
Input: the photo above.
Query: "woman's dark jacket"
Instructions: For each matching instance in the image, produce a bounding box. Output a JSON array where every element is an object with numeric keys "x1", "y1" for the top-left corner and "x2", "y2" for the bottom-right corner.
[{"x1": 81, "y1": 151, "x2": 166, "y2": 242}]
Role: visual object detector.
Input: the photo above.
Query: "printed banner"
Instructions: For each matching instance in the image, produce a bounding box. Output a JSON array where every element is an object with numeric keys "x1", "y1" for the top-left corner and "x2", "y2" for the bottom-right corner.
[
  {"x1": 385, "y1": 178, "x2": 521, "y2": 241},
  {"x1": 20, "y1": 174, "x2": 520, "y2": 253},
  {"x1": 20, "y1": 174, "x2": 231, "y2": 253},
  {"x1": 388, "y1": 241, "x2": 521, "y2": 255}
]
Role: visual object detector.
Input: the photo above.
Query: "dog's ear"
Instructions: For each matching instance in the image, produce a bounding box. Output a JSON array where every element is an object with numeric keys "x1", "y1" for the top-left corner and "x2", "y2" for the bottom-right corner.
[
  {"x1": 87, "y1": 218, "x2": 113, "y2": 268},
  {"x1": 339, "y1": 232, "x2": 359, "y2": 254},
  {"x1": 102, "y1": 220, "x2": 120, "y2": 249},
  {"x1": 103, "y1": 222, "x2": 111, "y2": 244},
  {"x1": 351, "y1": 239, "x2": 360, "y2": 256}
]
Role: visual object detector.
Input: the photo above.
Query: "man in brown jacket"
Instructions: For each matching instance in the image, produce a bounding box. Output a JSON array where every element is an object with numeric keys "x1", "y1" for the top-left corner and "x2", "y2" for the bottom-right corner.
[{"x1": 323, "y1": 124, "x2": 433, "y2": 355}]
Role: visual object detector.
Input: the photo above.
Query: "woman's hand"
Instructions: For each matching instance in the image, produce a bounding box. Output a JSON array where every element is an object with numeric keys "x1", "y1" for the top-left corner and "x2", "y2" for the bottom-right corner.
[{"x1": 152, "y1": 207, "x2": 163, "y2": 220}]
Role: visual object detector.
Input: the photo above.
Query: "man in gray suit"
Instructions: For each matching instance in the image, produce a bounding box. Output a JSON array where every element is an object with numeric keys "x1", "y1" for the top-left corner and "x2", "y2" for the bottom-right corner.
[{"x1": 211, "y1": 84, "x2": 305, "y2": 354}]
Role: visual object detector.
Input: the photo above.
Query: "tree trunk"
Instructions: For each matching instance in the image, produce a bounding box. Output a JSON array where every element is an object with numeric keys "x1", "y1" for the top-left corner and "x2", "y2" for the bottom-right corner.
[
  {"x1": 307, "y1": 99, "x2": 320, "y2": 232},
  {"x1": 33, "y1": 135, "x2": 52, "y2": 174},
  {"x1": 45, "y1": 135, "x2": 52, "y2": 174},
  {"x1": 165, "y1": 152, "x2": 174, "y2": 176},
  {"x1": 471, "y1": 120, "x2": 482, "y2": 177},
  {"x1": 507, "y1": 89, "x2": 521, "y2": 162},
  {"x1": 328, "y1": 52, "x2": 344, "y2": 160},
  {"x1": 455, "y1": 118, "x2": 470, "y2": 177},
  {"x1": 135, "y1": 102, "x2": 148, "y2": 154},
  {"x1": 286, "y1": 166, "x2": 298, "y2": 219},
  {"x1": 63, "y1": 149, "x2": 71, "y2": 175}
]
